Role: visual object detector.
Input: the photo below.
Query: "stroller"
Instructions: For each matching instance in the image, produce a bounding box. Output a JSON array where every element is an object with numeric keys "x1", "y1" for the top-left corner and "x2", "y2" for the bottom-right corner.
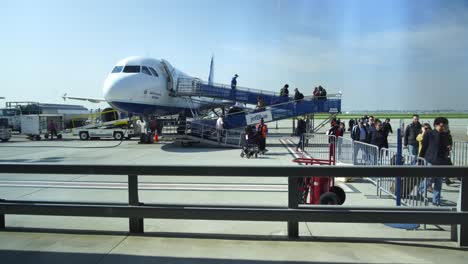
[{"x1": 240, "y1": 126, "x2": 260, "y2": 159}]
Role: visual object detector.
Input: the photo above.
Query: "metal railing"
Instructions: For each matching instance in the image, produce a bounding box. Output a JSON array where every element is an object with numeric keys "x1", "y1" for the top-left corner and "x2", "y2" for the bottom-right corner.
[
  {"x1": 336, "y1": 137, "x2": 354, "y2": 164},
  {"x1": 353, "y1": 140, "x2": 379, "y2": 166},
  {"x1": 160, "y1": 119, "x2": 246, "y2": 147},
  {"x1": 378, "y1": 148, "x2": 429, "y2": 207},
  {"x1": 161, "y1": 120, "x2": 180, "y2": 135},
  {"x1": 0, "y1": 164, "x2": 467, "y2": 246},
  {"x1": 176, "y1": 77, "x2": 342, "y2": 105},
  {"x1": 183, "y1": 120, "x2": 244, "y2": 147},
  {"x1": 452, "y1": 141, "x2": 468, "y2": 166},
  {"x1": 224, "y1": 96, "x2": 342, "y2": 128},
  {"x1": 334, "y1": 137, "x2": 462, "y2": 209},
  {"x1": 301, "y1": 133, "x2": 336, "y2": 161},
  {"x1": 335, "y1": 136, "x2": 430, "y2": 205}
]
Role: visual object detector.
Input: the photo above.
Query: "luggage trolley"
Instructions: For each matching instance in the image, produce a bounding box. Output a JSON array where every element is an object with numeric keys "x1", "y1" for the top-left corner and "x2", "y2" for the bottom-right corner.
[{"x1": 292, "y1": 139, "x2": 346, "y2": 205}]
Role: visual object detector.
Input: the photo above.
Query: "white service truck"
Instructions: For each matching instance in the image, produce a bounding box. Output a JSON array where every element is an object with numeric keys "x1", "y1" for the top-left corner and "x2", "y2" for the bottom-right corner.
[{"x1": 72, "y1": 119, "x2": 142, "y2": 140}]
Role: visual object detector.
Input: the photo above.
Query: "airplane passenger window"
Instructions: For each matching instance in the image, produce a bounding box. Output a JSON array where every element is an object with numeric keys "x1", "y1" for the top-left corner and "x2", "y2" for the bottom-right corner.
[
  {"x1": 123, "y1": 65, "x2": 141, "y2": 73},
  {"x1": 149, "y1": 67, "x2": 159, "y2": 77},
  {"x1": 111, "y1": 66, "x2": 123, "y2": 73},
  {"x1": 142, "y1": 66, "x2": 152, "y2": 76}
]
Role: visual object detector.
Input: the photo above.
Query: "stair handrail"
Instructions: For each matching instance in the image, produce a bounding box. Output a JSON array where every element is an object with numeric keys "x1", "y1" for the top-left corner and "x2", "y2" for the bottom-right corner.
[{"x1": 224, "y1": 94, "x2": 341, "y2": 119}]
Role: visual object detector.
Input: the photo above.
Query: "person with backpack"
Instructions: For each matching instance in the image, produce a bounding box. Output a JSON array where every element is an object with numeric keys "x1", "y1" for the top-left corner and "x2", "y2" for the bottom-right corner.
[
  {"x1": 351, "y1": 120, "x2": 367, "y2": 142},
  {"x1": 318, "y1": 85, "x2": 327, "y2": 99},
  {"x1": 293, "y1": 88, "x2": 304, "y2": 102},
  {"x1": 280, "y1": 84, "x2": 289, "y2": 97},
  {"x1": 292, "y1": 88, "x2": 304, "y2": 112},
  {"x1": 296, "y1": 118, "x2": 307, "y2": 151}
]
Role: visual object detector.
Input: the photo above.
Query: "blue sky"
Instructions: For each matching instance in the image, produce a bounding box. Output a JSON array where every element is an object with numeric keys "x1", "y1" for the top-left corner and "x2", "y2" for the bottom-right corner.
[{"x1": 1, "y1": 0, "x2": 467, "y2": 111}]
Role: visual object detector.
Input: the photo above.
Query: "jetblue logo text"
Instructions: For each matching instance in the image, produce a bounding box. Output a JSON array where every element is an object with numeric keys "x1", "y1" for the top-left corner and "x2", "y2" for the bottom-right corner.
[{"x1": 245, "y1": 111, "x2": 273, "y2": 125}]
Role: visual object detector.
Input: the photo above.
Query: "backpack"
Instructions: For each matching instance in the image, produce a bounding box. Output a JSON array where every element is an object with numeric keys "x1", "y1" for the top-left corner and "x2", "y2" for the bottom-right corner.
[
  {"x1": 297, "y1": 92, "x2": 304, "y2": 100},
  {"x1": 321, "y1": 89, "x2": 327, "y2": 97}
]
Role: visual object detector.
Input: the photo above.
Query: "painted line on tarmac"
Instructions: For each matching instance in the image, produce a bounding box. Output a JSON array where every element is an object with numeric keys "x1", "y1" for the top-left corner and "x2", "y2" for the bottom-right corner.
[
  {"x1": 279, "y1": 138, "x2": 310, "y2": 160},
  {"x1": 0, "y1": 180, "x2": 288, "y2": 192},
  {"x1": 285, "y1": 138, "x2": 313, "y2": 159}
]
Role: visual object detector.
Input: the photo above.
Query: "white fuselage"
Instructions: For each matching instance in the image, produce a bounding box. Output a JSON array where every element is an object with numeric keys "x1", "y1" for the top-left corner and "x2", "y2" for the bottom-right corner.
[{"x1": 103, "y1": 56, "x2": 207, "y2": 116}]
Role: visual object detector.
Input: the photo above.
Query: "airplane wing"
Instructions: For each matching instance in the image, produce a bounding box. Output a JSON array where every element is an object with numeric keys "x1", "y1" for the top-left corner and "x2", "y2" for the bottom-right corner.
[{"x1": 62, "y1": 93, "x2": 106, "y2": 103}]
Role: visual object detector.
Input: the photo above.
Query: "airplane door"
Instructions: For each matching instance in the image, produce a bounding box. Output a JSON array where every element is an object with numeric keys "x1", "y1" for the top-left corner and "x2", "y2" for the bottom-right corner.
[{"x1": 160, "y1": 60, "x2": 174, "y2": 92}]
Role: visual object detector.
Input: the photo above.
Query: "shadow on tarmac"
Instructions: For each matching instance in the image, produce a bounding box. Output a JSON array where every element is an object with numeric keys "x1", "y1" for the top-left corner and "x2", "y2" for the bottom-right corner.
[
  {"x1": 0, "y1": 249, "x2": 427, "y2": 264},
  {"x1": 160, "y1": 143, "x2": 234, "y2": 153},
  {"x1": 3, "y1": 227, "x2": 466, "y2": 252}
]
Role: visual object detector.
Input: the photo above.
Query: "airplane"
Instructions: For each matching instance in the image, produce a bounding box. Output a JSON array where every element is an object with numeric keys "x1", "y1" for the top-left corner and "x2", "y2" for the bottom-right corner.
[{"x1": 63, "y1": 56, "x2": 226, "y2": 118}]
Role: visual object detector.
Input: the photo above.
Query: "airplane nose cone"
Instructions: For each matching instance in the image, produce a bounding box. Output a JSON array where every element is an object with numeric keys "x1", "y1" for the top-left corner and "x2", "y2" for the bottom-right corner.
[{"x1": 103, "y1": 75, "x2": 132, "y2": 102}]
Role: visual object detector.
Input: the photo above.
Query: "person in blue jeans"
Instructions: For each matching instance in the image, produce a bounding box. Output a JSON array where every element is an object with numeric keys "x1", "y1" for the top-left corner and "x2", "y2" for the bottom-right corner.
[
  {"x1": 404, "y1": 114, "x2": 422, "y2": 160},
  {"x1": 351, "y1": 120, "x2": 368, "y2": 165},
  {"x1": 419, "y1": 117, "x2": 452, "y2": 206}
]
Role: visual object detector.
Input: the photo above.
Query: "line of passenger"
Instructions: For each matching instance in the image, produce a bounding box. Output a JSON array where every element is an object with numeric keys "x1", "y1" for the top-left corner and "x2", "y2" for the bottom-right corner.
[
  {"x1": 281, "y1": 84, "x2": 327, "y2": 100},
  {"x1": 349, "y1": 113, "x2": 452, "y2": 206},
  {"x1": 350, "y1": 115, "x2": 393, "y2": 150}
]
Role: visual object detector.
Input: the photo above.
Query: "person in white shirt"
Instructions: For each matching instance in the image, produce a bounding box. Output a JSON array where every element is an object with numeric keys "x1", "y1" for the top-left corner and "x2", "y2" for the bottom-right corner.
[{"x1": 216, "y1": 116, "x2": 224, "y2": 142}]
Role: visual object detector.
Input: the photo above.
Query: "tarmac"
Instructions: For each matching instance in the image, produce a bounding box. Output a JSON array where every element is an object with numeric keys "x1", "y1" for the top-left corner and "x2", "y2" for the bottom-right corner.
[{"x1": 0, "y1": 128, "x2": 466, "y2": 263}]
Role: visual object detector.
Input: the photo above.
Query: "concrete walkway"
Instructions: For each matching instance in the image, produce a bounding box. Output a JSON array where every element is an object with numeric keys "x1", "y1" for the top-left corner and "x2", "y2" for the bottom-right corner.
[{"x1": 1, "y1": 231, "x2": 467, "y2": 264}]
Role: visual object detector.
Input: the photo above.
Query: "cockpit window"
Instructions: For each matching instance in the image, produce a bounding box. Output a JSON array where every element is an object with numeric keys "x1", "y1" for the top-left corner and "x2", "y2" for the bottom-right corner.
[
  {"x1": 111, "y1": 66, "x2": 123, "y2": 73},
  {"x1": 123, "y1": 65, "x2": 141, "y2": 73},
  {"x1": 142, "y1": 66, "x2": 152, "y2": 76},
  {"x1": 149, "y1": 67, "x2": 159, "y2": 77}
]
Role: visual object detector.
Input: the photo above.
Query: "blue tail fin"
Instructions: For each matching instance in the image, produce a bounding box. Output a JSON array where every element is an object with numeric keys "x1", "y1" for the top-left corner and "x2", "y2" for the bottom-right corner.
[{"x1": 208, "y1": 55, "x2": 214, "y2": 85}]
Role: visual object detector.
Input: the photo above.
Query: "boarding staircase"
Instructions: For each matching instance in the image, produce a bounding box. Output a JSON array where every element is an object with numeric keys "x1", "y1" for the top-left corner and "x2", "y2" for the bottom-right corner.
[
  {"x1": 175, "y1": 78, "x2": 288, "y2": 105},
  {"x1": 170, "y1": 77, "x2": 341, "y2": 147},
  {"x1": 223, "y1": 96, "x2": 341, "y2": 129}
]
